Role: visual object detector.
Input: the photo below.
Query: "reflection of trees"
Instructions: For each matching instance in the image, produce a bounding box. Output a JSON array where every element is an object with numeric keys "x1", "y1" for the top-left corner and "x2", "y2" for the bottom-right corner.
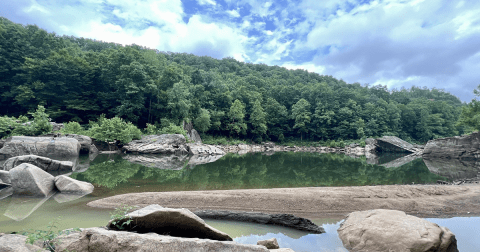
[{"x1": 70, "y1": 153, "x2": 448, "y2": 191}]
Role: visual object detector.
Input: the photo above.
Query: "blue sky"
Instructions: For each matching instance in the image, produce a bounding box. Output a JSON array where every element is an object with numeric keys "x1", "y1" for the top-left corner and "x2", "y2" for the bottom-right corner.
[{"x1": 1, "y1": 0, "x2": 480, "y2": 102}]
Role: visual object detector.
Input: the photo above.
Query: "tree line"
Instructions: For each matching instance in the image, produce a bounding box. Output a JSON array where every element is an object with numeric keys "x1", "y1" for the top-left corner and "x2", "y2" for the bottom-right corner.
[{"x1": 0, "y1": 17, "x2": 471, "y2": 143}]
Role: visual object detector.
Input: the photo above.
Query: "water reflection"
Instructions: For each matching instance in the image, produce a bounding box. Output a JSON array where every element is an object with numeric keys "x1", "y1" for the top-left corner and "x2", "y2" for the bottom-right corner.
[
  {"x1": 4, "y1": 191, "x2": 55, "y2": 221},
  {"x1": 423, "y1": 158, "x2": 480, "y2": 181}
]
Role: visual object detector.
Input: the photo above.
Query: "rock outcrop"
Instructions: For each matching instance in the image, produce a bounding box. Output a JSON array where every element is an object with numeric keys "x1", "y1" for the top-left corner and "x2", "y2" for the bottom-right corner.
[
  {"x1": 55, "y1": 227, "x2": 269, "y2": 252},
  {"x1": 374, "y1": 136, "x2": 416, "y2": 153},
  {"x1": 9, "y1": 163, "x2": 55, "y2": 197},
  {"x1": 60, "y1": 134, "x2": 93, "y2": 154},
  {"x1": 54, "y1": 175, "x2": 94, "y2": 194},
  {"x1": 0, "y1": 136, "x2": 81, "y2": 159},
  {"x1": 187, "y1": 144, "x2": 225, "y2": 155},
  {"x1": 2, "y1": 155, "x2": 73, "y2": 172},
  {"x1": 0, "y1": 186, "x2": 13, "y2": 200},
  {"x1": 338, "y1": 209, "x2": 458, "y2": 252},
  {"x1": 107, "y1": 204, "x2": 233, "y2": 241},
  {"x1": 0, "y1": 234, "x2": 48, "y2": 252},
  {"x1": 184, "y1": 121, "x2": 202, "y2": 143},
  {"x1": 193, "y1": 210, "x2": 325, "y2": 234},
  {"x1": 0, "y1": 170, "x2": 11, "y2": 184},
  {"x1": 122, "y1": 134, "x2": 189, "y2": 155},
  {"x1": 257, "y1": 238, "x2": 280, "y2": 249},
  {"x1": 123, "y1": 154, "x2": 189, "y2": 170},
  {"x1": 423, "y1": 132, "x2": 480, "y2": 160}
]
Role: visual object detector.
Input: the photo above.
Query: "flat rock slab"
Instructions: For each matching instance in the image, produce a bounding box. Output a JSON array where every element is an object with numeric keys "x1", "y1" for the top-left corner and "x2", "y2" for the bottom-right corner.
[
  {"x1": 9, "y1": 163, "x2": 55, "y2": 197},
  {"x1": 0, "y1": 136, "x2": 81, "y2": 159},
  {"x1": 107, "y1": 204, "x2": 233, "y2": 241},
  {"x1": 338, "y1": 209, "x2": 458, "y2": 252},
  {"x1": 423, "y1": 132, "x2": 480, "y2": 159},
  {"x1": 3, "y1": 155, "x2": 73, "y2": 172},
  {"x1": 56, "y1": 227, "x2": 268, "y2": 252},
  {"x1": 375, "y1": 136, "x2": 415, "y2": 153},
  {"x1": 0, "y1": 234, "x2": 48, "y2": 252},
  {"x1": 187, "y1": 144, "x2": 225, "y2": 155},
  {"x1": 123, "y1": 134, "x2": 188, "y2": 154},
  {"x1": 194, "y1": 210, "x2": 325, "y2": 234}
]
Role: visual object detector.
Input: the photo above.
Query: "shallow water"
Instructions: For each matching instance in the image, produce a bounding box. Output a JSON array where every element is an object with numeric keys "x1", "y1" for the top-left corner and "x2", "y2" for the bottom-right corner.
[{"x1": 1, "y1": 151, "x2": 478, "y2": 251}]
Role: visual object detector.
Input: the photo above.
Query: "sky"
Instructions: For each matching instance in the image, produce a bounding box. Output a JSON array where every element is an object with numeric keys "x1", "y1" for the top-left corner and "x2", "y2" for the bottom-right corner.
[{"x1": 1, "y1": 0, "x2": 480, "y2": 102}]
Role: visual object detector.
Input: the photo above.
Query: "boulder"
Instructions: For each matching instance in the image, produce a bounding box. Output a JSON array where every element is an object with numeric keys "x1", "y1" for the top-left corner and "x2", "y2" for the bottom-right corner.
[
  {"x1": 187, "y1": 144, "x2": 226, "y2": 156},
  {"x1": 0, "y1": 187, "x2": 13, "y2": 200},
  {"x1": 60, "y1": 134, "x2": 93, "y2": 154},
  {"x1": 374, "y1": 136, "x2": 416, "y2": 153},
  {"x1": 194, "y1": 210, "x2": 325, "y2": 234},
  {"x1": 183, "y1": 121, "x2": 202, "y2": 143},
  {"x1": 257, "y1": 238, "x2": 279, "y2": 249},
  {"x1": 9, "y1": 163, "x2": 55, "y2": 197},
  {"x1": 123, "y1": 154, "x2": 189, "y2": 170},
  {"x1": 338, "y1": 209, "x2": 458, "y2": 252},
  {"x1": 0, "y1": 170, "x2": 11, "y2": 184},
  {"x1": 54, "y1": 175, "x2": 94, "y2": 194},
  {"x1": 270, "y1": 249, "x2": 295, "y2": 252},
  {"x1": 0, "y1": 136, "x2": 81, "y2": 159},
  {"x1": 423, "y1": 132, "x2": 480, "y2": 160},
  {"x1": 50, "y1": 122, "x2": 64, "y2": 132},
  {"x1": 122, "y1": 134, "x2": 189, "y2": 155},
  {"x1": 56, "y1": 227, "x2": 269, "y2": 252},
  {"x1": 2, "y1": 155, "x2": 73, "y2": 172},
  {"x1": 0, "y1": 234, "x2": 48, "y2": 252},
  {"x1": 107, "y1": 204, "x2": 232, "y2": 241}
]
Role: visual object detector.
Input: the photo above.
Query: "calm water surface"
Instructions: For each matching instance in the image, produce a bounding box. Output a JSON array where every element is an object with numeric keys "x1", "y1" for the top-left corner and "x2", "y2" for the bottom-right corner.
[{"x1": 1, "y1": 152, "x2": 478, "y2": 251}]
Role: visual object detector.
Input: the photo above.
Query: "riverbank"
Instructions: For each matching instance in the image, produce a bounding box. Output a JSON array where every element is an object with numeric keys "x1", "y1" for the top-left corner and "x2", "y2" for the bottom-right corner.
[{"x1": 87, "y1": 183, "x2": 480, "y2": 219}]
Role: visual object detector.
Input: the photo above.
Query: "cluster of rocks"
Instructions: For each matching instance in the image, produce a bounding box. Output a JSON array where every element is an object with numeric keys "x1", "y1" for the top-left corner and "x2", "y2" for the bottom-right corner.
[{"x1": 0, "y1": 204, "x2": 297, "y2": 252}]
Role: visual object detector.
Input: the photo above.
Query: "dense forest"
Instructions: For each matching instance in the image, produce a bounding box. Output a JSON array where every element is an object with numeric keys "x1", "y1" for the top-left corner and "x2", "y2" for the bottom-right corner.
[{"x1": 0, "y1": 17, "x2": 471, "y2": 143}]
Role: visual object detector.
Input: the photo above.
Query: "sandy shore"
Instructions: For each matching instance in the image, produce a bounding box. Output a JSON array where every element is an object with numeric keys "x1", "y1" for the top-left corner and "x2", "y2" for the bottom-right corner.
[{"x1": 87, "y1": 184, "x2": 480, "y2": 219}]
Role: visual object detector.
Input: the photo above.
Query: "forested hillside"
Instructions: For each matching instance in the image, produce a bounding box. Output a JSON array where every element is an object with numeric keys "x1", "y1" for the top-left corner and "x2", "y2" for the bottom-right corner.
[{"x1": 0, "y1": 17, "x2": 467, "y2": 143}]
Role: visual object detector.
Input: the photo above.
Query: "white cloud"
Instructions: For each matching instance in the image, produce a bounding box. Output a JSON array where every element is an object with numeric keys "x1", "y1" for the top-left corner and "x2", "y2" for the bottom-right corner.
[
  {"x1": 197, "y1": 0, "x2": 216, "y2": 5},
  {"x1": 282, "y1": 62, "x2": 326, "y2": 75},
  {"x1": 226, "y1": 9, "x2": 240, "y2": 17}
]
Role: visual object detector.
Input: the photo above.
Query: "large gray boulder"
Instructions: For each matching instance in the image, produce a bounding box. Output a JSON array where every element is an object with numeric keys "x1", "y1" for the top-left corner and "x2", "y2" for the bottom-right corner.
[
  {"x1": 9, "y1": 163, "x2": 55, "y2": 197},
  {"x1": 0, "y1": 234, "x2": 48, "y2": 252},
  {"x1": 194, "y1": 210, "x2": 325, "y2": 234},
  {"x1": 0, "y1": 170, "x2": 11, "y2": 184},
  {"x1": 107, "y1": 204, "x2": 232, "y2": 241},
  {"x1": 187, "y1": 144, "x2": 225, "y2": 156},
  {"x1": 0, "y1": 136, "x2": 81, "y2": 159},
  {"x1": 338, "y1": 209, "x2": 458, "y2": 252},
  {"x1": 374, "y1": 136, "x2": 416, "y2": 153},
  {"x1": 183, "y1": 121, "x2": 202, "y2": 143},
  {"x1": 54, "y1": 175, "x2": 94, "y2": 194},
  {"x1": 60, "y1": 134, "x2": 92, "y2": 154},
  {"x1": 2, "y1": 155, "x2": 73, "y2": 172},
  {"x1": 123, "y1": 154, "x2": 189, "y2": 170},
  {"x1": 56, "y1": 227, "x2": 269, "y2": 252},
  {"x1": 257, "y1": 238, "x2": 280, "y2": 249},
  {"x1": 122, "y1": 134, "x2": 189, "y2": 155},
  {"x1": 423, "y1": 132, "x2": 480, "y2": 160}
]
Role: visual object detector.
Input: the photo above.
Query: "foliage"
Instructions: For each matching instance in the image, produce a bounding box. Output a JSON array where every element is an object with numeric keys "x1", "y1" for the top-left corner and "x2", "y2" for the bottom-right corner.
[
  {"x1": 0, "y1": 116, "x2": 21, "y2": 139},
  {"x1": 110, "y1": 204, "x2": 138, "y2": 230},
  {"x1": 88, "y1": 116, "x2": 142, "y2": 144},
  {"x1": 144, "y1": 123, "x2": 158, "y2": 135},
  {"x1": 194, "y1": 108, "x2": 211, "y2": 133},
  {"x1": 157, "y1": 123, "x2": 188, "y2": 140},
  {"x1": 22, "y1": 217, "x2": 80, "y2": 252},
  {"x1": 60, "y1": 121, "x2": 85, "y2": 135}
]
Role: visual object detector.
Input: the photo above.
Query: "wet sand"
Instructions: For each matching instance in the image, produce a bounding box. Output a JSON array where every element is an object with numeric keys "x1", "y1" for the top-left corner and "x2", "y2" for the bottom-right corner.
[{"x1": 87, "y1": 184, "x2": 480, "y2": 219}]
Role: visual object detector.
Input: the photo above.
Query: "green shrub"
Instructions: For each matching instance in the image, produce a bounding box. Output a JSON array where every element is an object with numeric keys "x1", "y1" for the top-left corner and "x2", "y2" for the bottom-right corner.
[
  {"x1": 30, "y1": 105, "x2": 52, "y2": 135},
  {"x1": 144, "y1": 123, "x2": 158, "y2": 135},
  {"x1": 158, "y1": 123, "x2": 188, "y2": 140},
  {"x1": 61, "y1": 121, "x2": 85, "y2": 135},
  {"x1": 22, "y1": 217, "x2": 80, "y2": 252},
  {"x1": 337, "y1": 140, "x2": 345, "y2": 148},
  {"x1": 0, "y1": 116, "x2": 20, "y2": 139},
  {"x1": 88, "y1": 116, "x2": 142, "y2": 144},
  {"x1": 110, "y1": 204, "x2": 138, "y2": 230}
]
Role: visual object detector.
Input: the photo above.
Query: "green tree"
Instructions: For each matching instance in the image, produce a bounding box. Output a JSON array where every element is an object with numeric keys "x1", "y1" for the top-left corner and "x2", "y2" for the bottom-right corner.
[
  {"x1": 291, "y1": 98, "x2": 311, "y2": 141},
  {"x1": 194, "y1": 108, "x2": 211, "y2": 133},
  {"x1": 227, "y1": 99, "x2": 247, "y2": 136},
  {"x1": 248, "y1": 99, "x2": 267, "y2": 141}
]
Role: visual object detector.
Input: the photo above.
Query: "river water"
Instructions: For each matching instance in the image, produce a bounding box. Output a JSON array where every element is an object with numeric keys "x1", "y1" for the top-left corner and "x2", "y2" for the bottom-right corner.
[{"x1": 1, "y1": 152, "x2": 479, "y2": 251}]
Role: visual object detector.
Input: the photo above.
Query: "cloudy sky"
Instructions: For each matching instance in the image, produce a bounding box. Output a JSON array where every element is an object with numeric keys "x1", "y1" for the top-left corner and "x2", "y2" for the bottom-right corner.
[{"x1": 1, "y1": 0, "x2": 480, "y2": 102}]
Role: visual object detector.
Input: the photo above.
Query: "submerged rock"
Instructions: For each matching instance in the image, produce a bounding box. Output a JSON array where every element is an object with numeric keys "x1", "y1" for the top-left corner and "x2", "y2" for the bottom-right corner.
[
  {"x1": 194, "y1": 210, "x2": 325, "y2": 234},
  {"x1": 56, "y1": 227, "x2": 269, "y2": 252},
  {"x1": 107, "y1": 204, "x2": 233, "y2": 241},
  {"x1": 338, "y1": 209, "x2": 458, "y2": 252},
  {"x1": 123, "y1": 134, "x2": 189, "y2": 155},
  {"x1": 2, "y1": 155, "x2": 73, "y2": 172},
  {"x1": 0, "y1": 136, "x2": 81, "y2": 159},
  {"x1": 9, "y1": 163, "x2": 55, "y2": 197}
]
